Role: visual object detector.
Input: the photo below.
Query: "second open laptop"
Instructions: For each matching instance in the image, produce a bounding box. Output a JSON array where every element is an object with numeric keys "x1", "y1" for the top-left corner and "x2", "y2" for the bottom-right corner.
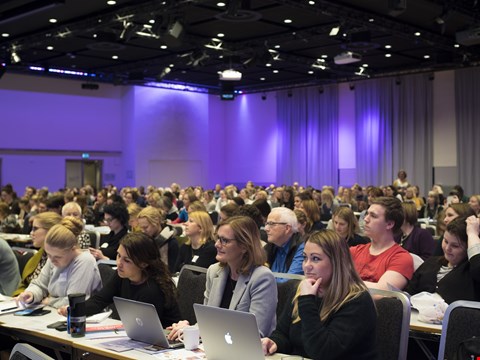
[
  {"x1": 193, "y1": 303, "x2": 265, "y2": 360},
  {"x1": 113, "y1": 296, "x2": 183, "y2": 349}
]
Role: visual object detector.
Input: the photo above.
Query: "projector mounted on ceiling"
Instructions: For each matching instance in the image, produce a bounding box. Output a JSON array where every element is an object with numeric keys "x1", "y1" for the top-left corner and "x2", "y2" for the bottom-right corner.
[
  {"x1": 219, "y1": 69, "x2": 242, "y2": 81},
  {"x1": 334, "y1": 51, "x2": 362, "y2": 65}
]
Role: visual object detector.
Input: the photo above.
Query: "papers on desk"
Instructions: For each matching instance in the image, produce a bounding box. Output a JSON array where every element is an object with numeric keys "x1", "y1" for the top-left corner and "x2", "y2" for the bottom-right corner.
[
  {"x1": 0, "y1": 299, "x2": 44, "y2": 315},
  {"x1": 86, "y1": 310, "x2": 112, "y2": 323},
  {"x1": 97, "y1": 338, "x2": 206, "y2": 358}
]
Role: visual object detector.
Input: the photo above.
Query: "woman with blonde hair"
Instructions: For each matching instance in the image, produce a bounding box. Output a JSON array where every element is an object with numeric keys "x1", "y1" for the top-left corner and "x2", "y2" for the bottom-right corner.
[
  {"x1": 168, "y1": 216, "x2": 277, "y2": 340},
  {"x1": 127, "y1": 203, "x2": 142, "y2": 232},
  {"x1": 13, "y1": 212, "x2": 62, "y2": 296},
  {"x1": 16, "y1": 217, "x2": 102, "y2": 308},
  {"x1": 138, "y1": 206, "x2": 179, "y2": 273},
  {"x1": 262, "y1": 229, "x2": 377, "y2": 359},
  {"x1": 332, "y1": 207, "x2": 369, "y2": 247},
  {"x1": 174, "y1": 211, "x2": 217, "y2": 272}
]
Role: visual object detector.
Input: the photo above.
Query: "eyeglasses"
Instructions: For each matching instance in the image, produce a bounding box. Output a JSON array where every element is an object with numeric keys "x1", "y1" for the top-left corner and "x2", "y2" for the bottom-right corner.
[
  {"x1": 215, "y1": 236, "x2": 236, "y2": 246},
  {"x1": 265, "y1": 221, "x2": 288, "y2": 227},
  {"x1": 104, "y1": 217, "x2": 115, "y2": 223}
]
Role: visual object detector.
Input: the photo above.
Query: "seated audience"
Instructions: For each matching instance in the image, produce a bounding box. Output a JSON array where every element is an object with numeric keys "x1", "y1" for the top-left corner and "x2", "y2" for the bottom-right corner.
[
  {"x1": 265, "y1": 207, "x2": 305, "y2": 281},
  {"x1": 393, "y1": 169, "x2": 410, "y2": 193},
  {"x1": 168, "y1": 216, "x2": 277, "y2": 339},
  {"x1": 13, "y1": 212, "x2": 62, "y2": 296},
  {"x1": 234, "y1": 204, "x2": 268, "y2": 243},
  {"x1": 300, "y1": 199, "x2": 326, "y2": 233},
  {"x1": 332, "y1": 207, "x2": 369, "y2": 247},
  {"x1": 127, "y1": 202, "x2": 142, "y2": 232},
  {"x1": 174, "y1": 211, "x2": 217, "y2": 273},
  {"x1": 58, "y1": 232, "x2": 181, "y2": 325},
  {"x1": 261, "y1": 229, "x2": 377, "y2": 360},
  {"x1": 16, "y1": 217, "x2": 102, "y2": 308},
  {"x1": 433, "y1": 203, "x2": 476, "y2": 256},
  {"x1": 90, "y1": 203, "x2": 129, "y2": 261},
  {"x1": 138, "y1": 206, "x2": 179, "y2": 273},
  {"x1": 423, "y1": 191, "x2": 443, "y2": 219},
  {"x1": 1, "y1": 185, "x2": 20, "y2": 214},
  {"x1": 219, "y1": 202, "x2": 239, "y2": 222},
  {"x1": 320, "y1": 188, "x2": 338, "y2": 221},
  {"x1": 62, "y1": 201, "x2": 90, "y2": 249},
  {"x1": 0, "y1": 238, "x2": 21, "y2": 295},
  {"x1": 469, "y1": 194, "x2": 480, "y2": 216},
  {"x1": 350, "y1": 197, "x2": 413, "y2": 290},
  {"x1": 397, "y1": 202, "x2": 435, "y2": 260},
  {"x1": 405, "y1": 216, "x2": 480, "y2": 304},
  {"x1": 0, "y1": 202, "x2": 20, "y2": 233}
]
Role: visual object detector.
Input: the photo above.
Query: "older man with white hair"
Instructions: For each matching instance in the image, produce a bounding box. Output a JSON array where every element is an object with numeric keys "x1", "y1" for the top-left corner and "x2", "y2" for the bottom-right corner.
[{"x1": 264, "y1": 207, "x2": 304, "y2": 282}]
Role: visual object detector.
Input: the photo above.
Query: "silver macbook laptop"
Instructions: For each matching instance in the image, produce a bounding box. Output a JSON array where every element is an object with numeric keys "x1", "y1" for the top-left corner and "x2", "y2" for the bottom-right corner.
[
  {"x1": 193, "y1": 304, "x2": 265, "y2": 360},
  {"x1": 113, "y1": 296, "x2": 183, "y2": 349}
]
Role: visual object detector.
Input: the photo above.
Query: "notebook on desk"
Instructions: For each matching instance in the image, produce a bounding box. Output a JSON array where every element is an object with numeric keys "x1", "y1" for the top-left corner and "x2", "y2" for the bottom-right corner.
[
  {"x1": 113, "y1": 297, "x2": 183, "y2": 349},
  {"x1": 193, "y1": 303, "x2": 265, "y2": 360}
]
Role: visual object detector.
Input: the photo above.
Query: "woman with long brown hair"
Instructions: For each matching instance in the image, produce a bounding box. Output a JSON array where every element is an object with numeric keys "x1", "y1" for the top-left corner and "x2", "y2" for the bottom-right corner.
[{"x1": 262, "y1": 229, "x2": 377, "y2": 359}]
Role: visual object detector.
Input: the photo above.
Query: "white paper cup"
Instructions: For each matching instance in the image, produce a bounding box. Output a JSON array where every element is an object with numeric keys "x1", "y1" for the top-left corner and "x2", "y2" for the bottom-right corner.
[{"x1": 178, "y1": 326, "x2": 200, "y2": 350}]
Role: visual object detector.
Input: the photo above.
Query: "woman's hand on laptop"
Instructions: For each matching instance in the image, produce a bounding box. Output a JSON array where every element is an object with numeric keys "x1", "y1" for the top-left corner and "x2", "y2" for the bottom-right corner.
[
  {"x1": 261, "y1": 338, "x2": 278, "y2": 355},
  {"x1": 166, "y1": 320, "x2": 190, "y2": 340}
]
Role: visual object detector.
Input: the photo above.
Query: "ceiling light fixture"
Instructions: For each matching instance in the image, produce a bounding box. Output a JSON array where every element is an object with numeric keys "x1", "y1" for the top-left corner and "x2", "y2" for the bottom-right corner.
[
  {"x1": 156, "y1": 66, "x2": 171, "y2": 81},
  {"x1": 329, "y1": 26, "x2": 340, "y2": 36},
  {"x1": 219, "y1": 69, "x2": 242, "y2": 81},
  {"x1": 10, "y1": 45, "x2": 21, "y2": 63},
  {"x1": 204, "y1": 38, "x2": 223, "y2": 50}
]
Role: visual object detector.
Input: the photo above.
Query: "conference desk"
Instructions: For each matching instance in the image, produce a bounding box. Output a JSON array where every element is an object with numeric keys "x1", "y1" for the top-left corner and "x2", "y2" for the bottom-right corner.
[
  {"x1": 0, "y1": 232, "x2": 32, "y2": 247},
  {"x1": 409, "y1": 309, "x2": 442, "y2": 360},
  {"x1": 0, "y1": 309, "x2": 293, "y2": 360}
]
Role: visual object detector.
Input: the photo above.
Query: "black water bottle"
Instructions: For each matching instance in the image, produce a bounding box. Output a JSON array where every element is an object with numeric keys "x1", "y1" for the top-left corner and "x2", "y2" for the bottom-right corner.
[{"x1": 68, "y1": 293, "x2": 86, "y2": 337}]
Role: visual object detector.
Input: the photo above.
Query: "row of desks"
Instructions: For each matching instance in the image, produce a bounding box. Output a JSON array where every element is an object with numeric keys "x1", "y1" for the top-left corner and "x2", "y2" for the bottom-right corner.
[{"x1": 0, "y1": 306, "x2": 442, "y2": 360}]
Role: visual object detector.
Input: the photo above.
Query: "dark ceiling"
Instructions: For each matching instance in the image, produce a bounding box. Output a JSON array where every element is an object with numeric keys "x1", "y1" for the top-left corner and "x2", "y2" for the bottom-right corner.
[{"x1": 1, "y1": 0, "x2": 480, "y2": 93}]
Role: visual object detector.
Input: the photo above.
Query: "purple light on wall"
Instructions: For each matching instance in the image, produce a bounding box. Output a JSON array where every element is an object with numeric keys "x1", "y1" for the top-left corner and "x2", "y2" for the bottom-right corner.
[{"x1": 362, "y1": 113, "x2": 381, "y2": 150}]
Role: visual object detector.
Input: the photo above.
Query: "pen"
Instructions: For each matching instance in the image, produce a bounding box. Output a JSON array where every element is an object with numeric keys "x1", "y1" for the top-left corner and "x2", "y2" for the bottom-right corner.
[{"x1": 1, "y1": 306, "x2": 18, "y2": 312}]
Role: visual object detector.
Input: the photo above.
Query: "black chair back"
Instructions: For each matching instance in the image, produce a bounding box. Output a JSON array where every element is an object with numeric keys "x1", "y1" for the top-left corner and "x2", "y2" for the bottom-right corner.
[
  {"x1": 177, "y1": 265, "x2": 208, "y2": 324},
  {"x1": 438, "y1": 300, "x2": 480, "y2": 360},
  {"x1": 370, "y1": 289, "x2": 411, "y2": 360}
]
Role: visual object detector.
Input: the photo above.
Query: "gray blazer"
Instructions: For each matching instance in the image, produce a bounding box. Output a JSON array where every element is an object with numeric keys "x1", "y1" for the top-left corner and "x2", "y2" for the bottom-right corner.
[{"x1": 204, "y1": 262, "x2": 277, "y2": 337}]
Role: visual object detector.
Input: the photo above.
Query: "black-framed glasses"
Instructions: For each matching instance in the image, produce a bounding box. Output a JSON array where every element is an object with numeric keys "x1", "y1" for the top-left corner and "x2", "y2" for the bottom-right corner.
[
  {"x1": 215, "y1": 236, "x2": 236, "y2": 246},
  {"x1": 265, "y1": 221, "x2": 288, "y2": 227}
]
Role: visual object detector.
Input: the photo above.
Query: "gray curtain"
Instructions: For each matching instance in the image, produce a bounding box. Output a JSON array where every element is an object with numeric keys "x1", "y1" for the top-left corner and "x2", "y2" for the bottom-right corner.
[
  {"x1": 276, "y1": 85, "x2": 339, "y2": 188},
  {"x1": 455, "y1": 67, "x2": 480, "y2": 196},
  {"x1": 355, "y1": 74, "x2": 433, "y2": 193}
]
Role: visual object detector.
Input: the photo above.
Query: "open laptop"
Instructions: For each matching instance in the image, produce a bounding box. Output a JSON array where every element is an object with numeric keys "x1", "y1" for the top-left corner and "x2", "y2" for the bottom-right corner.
[
  {"x1": 193, "y1": 304, "x2": 265, "y2": 360},
  {"x1": 113, "y1": 297, "x2": 183, "y2": 349}
]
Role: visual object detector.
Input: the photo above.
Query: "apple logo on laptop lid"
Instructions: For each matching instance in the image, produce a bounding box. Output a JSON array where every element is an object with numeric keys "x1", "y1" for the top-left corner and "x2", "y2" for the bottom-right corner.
[{"x1": 224, "y1": 332, "x2": 233, "y2": 345}]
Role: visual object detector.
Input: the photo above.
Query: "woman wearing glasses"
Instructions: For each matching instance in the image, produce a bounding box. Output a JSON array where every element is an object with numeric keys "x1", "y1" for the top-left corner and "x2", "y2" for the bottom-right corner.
[
  {"x1": 12, "y1": 212, "x2": 62, "y2": 296},
  {"x1": 89, "y1": 202, "x2": 129, "y2": 261},
  {"x1": 168, "y1": 216, "x2": 277, "y2": 339}
]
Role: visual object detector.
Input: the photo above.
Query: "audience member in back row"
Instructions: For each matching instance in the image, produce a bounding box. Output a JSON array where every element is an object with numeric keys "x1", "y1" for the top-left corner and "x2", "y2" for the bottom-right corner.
[
  {"x1": 265, "y1": 207, "x2": 305, "y2": 282},
  {"x1": 16, "y1": 217, "x2": 102, "y2": 308},
  {"x1": 332, "y1": 206, "x2": 369, "y2": 247},
  {"x1": 405, "y1": 216, "x2": 480, "y2": 304},
  {"x1": 137, "y1": 206, "x2": 179, "y2": 273},
  {"x1": 58, "y1": 232, "x2": 181, "y2": 325},
  {"x1": 432, "y1": 203, "x2": 476, "y2": 256},
  {"x1": 350, "y1": 197, "x2": 413, "y2": 290},
  {"x1": 12, "y1": 212, "x2": 62, "y2": 296},
  {"x1": 174, "y1": 211, "x2": 217, "y2": 273},
  {"x1": 0, "y1": 238, "x2": 21, "y2": 296},
  {"x1": 89, "y1": 203, "x2": 129, "y2": 261},
  {"x1": 396, "y1": 202, "x2": 435, "y2": 260},
  {"x1": 168, "y1": 216, "x2": 277, "y2": 340},
  {"x1": 261, "y1": 230, "x2": 377, "y2": 360},
  {"x1": 62, "y1": 201, "x2": 90, "y2": 249}
]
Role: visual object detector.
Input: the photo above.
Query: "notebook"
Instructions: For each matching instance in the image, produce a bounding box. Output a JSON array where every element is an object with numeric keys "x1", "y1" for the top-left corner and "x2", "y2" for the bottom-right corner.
[
  {"x1": 113, "y1": 297, "x2": 183, "y2": 349},
  {"x1": 193, "y1": 304, "x2": 265, "y2": 360}
]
